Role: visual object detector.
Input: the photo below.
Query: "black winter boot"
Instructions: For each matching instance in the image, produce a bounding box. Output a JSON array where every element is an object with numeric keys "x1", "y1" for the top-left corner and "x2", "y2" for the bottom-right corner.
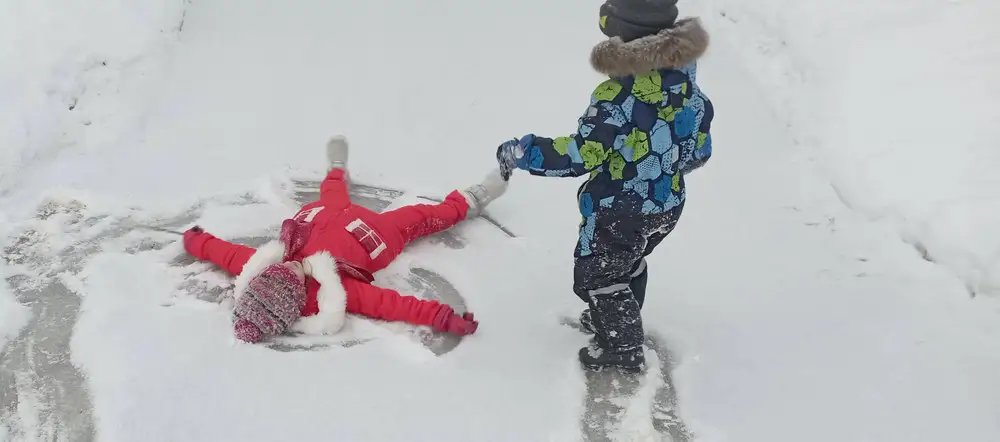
[
  {"x1": 579, "y1": 265, "x2": 648, "y2": 335},
  {"x1": 578, "y1": 339, "x2": 645, "y2": 373},
  {"x1": 579, "y1": 289, "x2": 646, "y2": 372}
]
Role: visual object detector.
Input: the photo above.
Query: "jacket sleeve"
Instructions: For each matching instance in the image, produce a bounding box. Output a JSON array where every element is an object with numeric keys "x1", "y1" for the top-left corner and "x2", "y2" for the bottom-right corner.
[
  {"x1": 184, "y1": 232, "x2": 255, "y2": 276},
  {"x1": 515, "y1": 80, "x2": 627, "y2": 178},
  {"x1": 340, "y1": 277, "x2": 445, "y2": 327},
  {"x1": 679, "y1": 89, "x2": 714, "y2": 174}
]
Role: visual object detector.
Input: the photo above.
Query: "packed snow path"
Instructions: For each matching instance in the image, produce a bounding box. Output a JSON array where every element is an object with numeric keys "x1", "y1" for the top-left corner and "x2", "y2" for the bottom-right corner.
[{"x1": 3, "y1": 0, "x2": 1000, "y2": 441}]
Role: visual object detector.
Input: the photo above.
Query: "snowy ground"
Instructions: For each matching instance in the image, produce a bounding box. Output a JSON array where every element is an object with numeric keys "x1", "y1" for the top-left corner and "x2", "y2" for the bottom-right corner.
[
  {"x1": 706, "y1": 0, "x2": 1000, "y2": 297},
  {"x1": 3, "y1": 0, "x2": 1000, "y2": 441}
]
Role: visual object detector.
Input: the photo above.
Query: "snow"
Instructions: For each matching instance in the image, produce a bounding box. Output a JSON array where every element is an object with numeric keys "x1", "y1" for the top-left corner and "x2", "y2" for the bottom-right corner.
[
  {"x1": 0, "y1": 284, "x2": 28, "y2": 355},
  {"x1": 66, "y1": 209, "x2": 583, "y2": 441},
  {"x1": 0, "y1": 0, "x2": 186, "y2": 199},
  {"x1": 701, "y1": 0, "x2": 1000, "y2": 297},
  {"x1": 2, "y1": 0, "x2": 1000, "y2": 441},
  {"x1": 0, "y1": 211, "x2": 30, "y2": 354}
]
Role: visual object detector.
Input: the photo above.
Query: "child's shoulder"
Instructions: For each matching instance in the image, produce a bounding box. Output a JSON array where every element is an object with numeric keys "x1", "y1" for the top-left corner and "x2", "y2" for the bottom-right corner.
[{"x1": 591, "y1": 76, "x2": 636, "y2": 102}]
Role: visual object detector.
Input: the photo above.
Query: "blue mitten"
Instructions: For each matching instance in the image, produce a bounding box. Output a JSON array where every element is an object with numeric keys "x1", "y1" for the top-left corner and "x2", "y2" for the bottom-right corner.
[{"x1": 495, "y1": 138, "x2": 524, "y2": 181}]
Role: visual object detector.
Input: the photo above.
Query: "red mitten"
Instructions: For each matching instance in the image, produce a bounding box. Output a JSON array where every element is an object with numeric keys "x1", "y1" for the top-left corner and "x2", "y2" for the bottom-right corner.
[
  {"x1": 182, "y1": 225, "x2": 206, "y2": 256},
  {"x1": 448, "y1": 312, "x2": 478, "y2": 336},
  {"x1": 431, "y1": 307, "x2": 478, "y2": 336}
]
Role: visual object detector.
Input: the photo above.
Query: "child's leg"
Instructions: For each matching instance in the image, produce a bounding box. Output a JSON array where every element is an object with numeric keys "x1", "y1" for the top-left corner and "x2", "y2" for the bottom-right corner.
[
  {"x1": 377, "y1": 190, "x2": 470, "y2": 246},
  {"x1": 572, "y1": 213, "x2": 649, "y2": 354},
  {"x1": 628, "y1": 202, "x2": 684, "y2": 308},
  {"x1": 573, "y1": 208, "x2": 684, "y2": 352},
  {"x1": 317, "y1": 168, "x2": 351, "y2": 211}
]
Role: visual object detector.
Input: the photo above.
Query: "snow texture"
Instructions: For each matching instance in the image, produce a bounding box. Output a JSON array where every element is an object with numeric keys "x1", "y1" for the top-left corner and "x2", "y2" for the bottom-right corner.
[
  {"x1": 703, "y1": 0, "x2": 1000, "y2": 297},
  {"x1": 0, "y1": 285, "x2": 28, "y2": 355},
  {"x1": 0, "y1": 0, "x2": 187, "y2": 197},
  {"x1": 2, "y1": 0, "x2": 1000, "y2": 441}
]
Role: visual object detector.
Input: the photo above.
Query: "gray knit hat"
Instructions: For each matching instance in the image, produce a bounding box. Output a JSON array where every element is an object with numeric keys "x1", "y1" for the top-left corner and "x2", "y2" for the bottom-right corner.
[{"x1": 599, "y1": 0, "x2": 679, "y2": 42}]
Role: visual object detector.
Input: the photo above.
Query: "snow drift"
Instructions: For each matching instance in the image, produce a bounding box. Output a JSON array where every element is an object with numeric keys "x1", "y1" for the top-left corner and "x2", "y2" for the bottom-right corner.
[
  {"x1": 0, "y1": 0, "x2": 186, "y2": 195},
  {"x1": 700, "y1": 0, "x2": 1000, "y2": 296}
]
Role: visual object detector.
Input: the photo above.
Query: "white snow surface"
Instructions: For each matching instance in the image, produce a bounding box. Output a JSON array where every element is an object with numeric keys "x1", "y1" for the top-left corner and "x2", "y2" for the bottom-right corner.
[
  {"x1": 0, "y1": 211, "x2": 28, "y2": 354},
  {"x1": 0, "y1": 283, "x2": 28, "y2": 354},
  {"x1": 2, "y1": 0, "x2": 1000, "y2": 441},
  {"x1": 0, "y1": 0, "x2": 185, "y2": 196},
  {"x1": 706, "y1": 0, "x2": 1000, "y2": 296}
]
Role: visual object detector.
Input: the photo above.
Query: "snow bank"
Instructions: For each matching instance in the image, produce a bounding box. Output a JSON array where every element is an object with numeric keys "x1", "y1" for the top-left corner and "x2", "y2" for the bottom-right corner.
[
  {"x1": 0, "y1": 0, "x2": 186, "y2": 194},
  {"x1": 698, "y1": 0, "x2": 1000, "y2": 296}
]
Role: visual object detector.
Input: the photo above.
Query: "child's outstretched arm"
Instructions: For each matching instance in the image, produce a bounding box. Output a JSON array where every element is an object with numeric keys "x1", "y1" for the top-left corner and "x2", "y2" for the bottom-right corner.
[
  {"x1": 497, "y1": 82, "x2": 626, "y2": 179},
  {"x1": 341, "y1": 277, "x2": 478, "y2": 336},
  {"x1": 182, "y1": 226, "x2": 256, "y2": 275}
]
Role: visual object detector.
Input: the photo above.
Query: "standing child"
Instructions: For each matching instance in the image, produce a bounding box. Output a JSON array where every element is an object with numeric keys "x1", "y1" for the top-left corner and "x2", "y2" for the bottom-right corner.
[
  {"x1": 495, "y1": 0, "x2": 714, "y2": 372},
  {"x1": 183, "y1": 136, "x2": 509, "y2": 343}
]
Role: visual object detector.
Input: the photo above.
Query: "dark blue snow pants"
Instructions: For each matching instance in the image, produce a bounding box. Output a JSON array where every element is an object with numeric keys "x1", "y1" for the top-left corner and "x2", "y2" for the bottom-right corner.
[{"x1": 572, "y1": 203, "x2": 684, "y2": 353}]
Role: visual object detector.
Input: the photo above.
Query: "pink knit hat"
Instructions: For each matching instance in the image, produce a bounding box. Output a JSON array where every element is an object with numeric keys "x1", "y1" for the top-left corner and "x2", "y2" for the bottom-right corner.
[{"x1": 233, "y1": 264, "x2": 307, "y2": 343}]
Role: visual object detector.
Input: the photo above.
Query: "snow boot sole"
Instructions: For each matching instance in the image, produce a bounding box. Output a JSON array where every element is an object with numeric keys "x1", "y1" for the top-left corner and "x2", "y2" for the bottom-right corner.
[{"x1": 578, "y1": 345, "x2": 645, "y2": 374}]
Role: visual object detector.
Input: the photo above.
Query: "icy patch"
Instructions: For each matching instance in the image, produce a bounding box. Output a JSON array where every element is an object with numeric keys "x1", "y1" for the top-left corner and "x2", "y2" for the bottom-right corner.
[
  {"x1": 0, "y1": 200, "x2": 110, "y2": 441},
  {"x1": 0, "y1": 280, "x2": 96, "y2": 442},
  {"x1": 0, "y1": 283, "x2": 28, "y2": 354}
]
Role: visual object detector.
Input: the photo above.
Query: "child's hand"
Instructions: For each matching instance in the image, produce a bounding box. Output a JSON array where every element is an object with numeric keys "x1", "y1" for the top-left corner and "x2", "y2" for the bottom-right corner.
[
  {"x1": 432, "y1": 308, "x2": 479, "y2": 336},
  {"x1": 496, "y1": 139, "x2": 523, "y2": 180},
  {"x1": 182, "y1": 225, "x2": 205, "y2": 254},
  {"x1": 447, "y1": 312, "x2": 479, "y2": 336}
]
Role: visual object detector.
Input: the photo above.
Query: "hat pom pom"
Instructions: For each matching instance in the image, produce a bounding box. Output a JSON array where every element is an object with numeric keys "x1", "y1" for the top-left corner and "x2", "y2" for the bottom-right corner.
[{"x1": 234, "y1": 318, "x2": 263, "y2": 343}]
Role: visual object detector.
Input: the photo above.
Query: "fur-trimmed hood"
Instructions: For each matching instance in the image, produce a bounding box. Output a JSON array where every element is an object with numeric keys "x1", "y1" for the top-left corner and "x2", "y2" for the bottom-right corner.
[
  {"x1": 232, "y1": 240, "x2": 348, "y2": 336},
  {"x1": 590, "y1": 17, "x2": 709, "y2": 78}
]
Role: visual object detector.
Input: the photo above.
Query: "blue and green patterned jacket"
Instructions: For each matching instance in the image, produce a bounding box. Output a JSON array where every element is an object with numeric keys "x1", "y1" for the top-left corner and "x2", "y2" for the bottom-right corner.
[{"x1": 514, "y1": 18, "x2": 713, "y2": 228}]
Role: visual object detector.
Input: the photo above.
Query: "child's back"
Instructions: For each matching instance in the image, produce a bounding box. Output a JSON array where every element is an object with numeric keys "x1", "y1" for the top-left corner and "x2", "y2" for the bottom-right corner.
[{"x1": 496, "y1": 0, "x2": 713, "y2": 372}]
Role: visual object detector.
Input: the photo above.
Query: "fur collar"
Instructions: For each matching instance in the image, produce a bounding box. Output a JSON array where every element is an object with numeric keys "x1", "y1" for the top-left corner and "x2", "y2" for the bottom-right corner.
[
  {"x1": 231, "y1": 240, "x2": 348, "y2": 335},
  {"x1": 590, "y1": 17, "x2": 709, "y2": 78},
  {"x1": 289, "y1": 252, "x2": 347, "y2": 335}
]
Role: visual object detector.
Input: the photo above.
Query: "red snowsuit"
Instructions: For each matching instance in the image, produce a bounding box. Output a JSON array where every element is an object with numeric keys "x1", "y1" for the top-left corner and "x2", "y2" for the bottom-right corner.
[{"x1": 183, "y1": 169, "x2": 471, "y2": 333}]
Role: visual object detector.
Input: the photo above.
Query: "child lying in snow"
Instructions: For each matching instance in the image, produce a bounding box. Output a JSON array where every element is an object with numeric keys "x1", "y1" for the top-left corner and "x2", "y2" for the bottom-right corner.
[
  {"x1": 182, "y1": 136, "x2": 509, "y2": 343},
  {"x1": 494, "y1": 0, "x2": 714, "y2": 372}
]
